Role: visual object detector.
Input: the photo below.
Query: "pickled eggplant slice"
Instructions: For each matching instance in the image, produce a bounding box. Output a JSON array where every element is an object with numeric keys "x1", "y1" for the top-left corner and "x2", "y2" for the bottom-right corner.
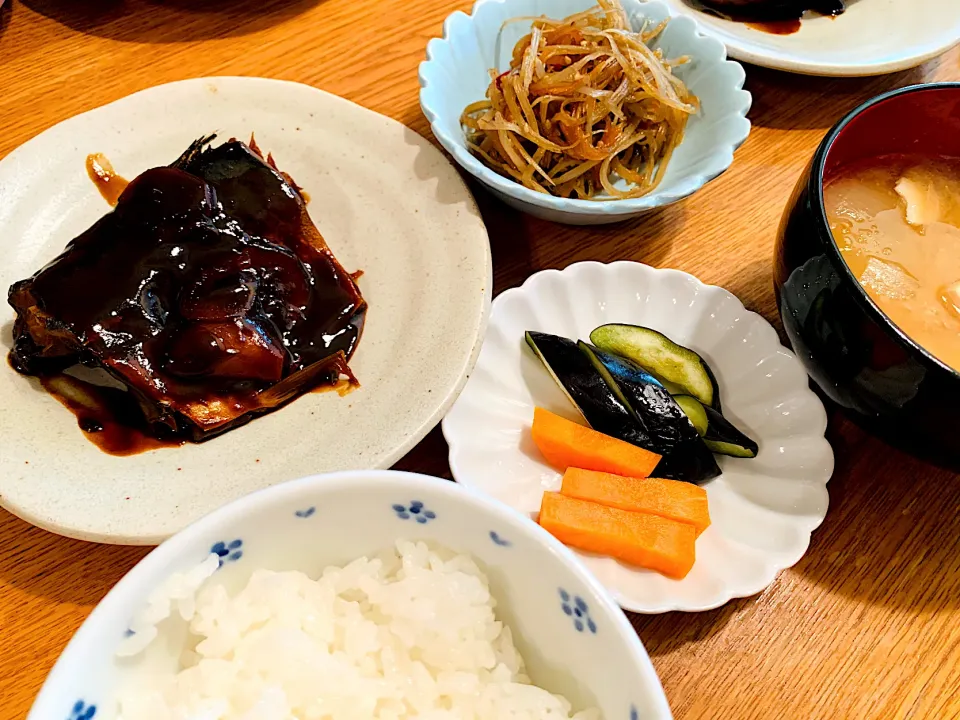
[
  {"x1": 584, "y1": 342, "x2": 664, "y2": 389},
  {"x1": 524, "y1": 332, "x2": 652, "y2": 448},
  {"x1": 673, "y1": 395, "x2": 708, "y2": 436},
  {"x1": 581, "y1": 342, "x2": 721, "y2": 484},
  {"x1": 590, "y1": 324, "x2": 721, "y2": 410},
  {"x1": 669, "y1": 393, "x2": 756, "y2": 458},
  {"x1": 704, "y1": 406, "x2": 758, "y2": 458}
]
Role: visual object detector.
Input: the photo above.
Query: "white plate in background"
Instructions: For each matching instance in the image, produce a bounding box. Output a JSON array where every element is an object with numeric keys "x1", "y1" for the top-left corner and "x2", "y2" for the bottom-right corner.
[
  {"x1": 0, "y1": 77, "x2": 491, "y2": 544},
  {"x1": 660, "y1": 0, "x2": 960, "y2": 76},
  {"x1": 443, "y1": 261, "x2": 833, "y2": 613}
]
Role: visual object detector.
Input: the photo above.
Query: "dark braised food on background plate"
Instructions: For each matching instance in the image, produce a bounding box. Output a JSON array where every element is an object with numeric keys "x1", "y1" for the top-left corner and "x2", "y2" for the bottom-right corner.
[
  {"x1": 694, "y1": 0, "x2": 847, "y2": 20},
  {"x1": 8, "y1": 135, "x2": 366, "y2": 443}
]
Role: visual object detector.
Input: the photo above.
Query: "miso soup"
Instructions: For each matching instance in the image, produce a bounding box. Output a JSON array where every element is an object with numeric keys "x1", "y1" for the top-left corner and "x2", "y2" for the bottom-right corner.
[{"x1": 824, "y1": 155, "x2": 960, "y2": 372}]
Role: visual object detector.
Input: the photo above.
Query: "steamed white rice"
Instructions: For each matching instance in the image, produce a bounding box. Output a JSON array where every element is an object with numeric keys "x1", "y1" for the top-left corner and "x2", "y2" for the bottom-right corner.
[{"x1": 116, "y1": 541, "x2": 600, "y2": 720}]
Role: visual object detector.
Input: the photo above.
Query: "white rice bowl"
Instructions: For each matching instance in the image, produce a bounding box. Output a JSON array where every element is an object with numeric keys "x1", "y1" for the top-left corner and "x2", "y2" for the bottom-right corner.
[
  {"x1": 27, "y1": 471, "x2": 671, "y2": 720},
  {"x1": 115, "y1": 541, "x2": 600, "y2": 720}
]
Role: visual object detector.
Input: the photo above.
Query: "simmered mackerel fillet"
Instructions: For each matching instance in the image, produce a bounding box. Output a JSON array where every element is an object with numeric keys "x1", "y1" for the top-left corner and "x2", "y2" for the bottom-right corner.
[{"x1": 8, "y1": 136, "x2": 366, "y2": 441}]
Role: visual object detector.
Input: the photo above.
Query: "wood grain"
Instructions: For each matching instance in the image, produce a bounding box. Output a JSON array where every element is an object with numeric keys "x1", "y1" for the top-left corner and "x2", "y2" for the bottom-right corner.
[{"x1": 0, "y1": 1, "x2": 958, "y2": 717}]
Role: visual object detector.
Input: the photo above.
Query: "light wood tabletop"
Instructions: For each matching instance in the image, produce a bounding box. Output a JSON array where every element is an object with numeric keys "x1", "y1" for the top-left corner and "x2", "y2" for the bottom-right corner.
[{"x1": 1, "y1": 1, "x2": 959, "y2": 718}]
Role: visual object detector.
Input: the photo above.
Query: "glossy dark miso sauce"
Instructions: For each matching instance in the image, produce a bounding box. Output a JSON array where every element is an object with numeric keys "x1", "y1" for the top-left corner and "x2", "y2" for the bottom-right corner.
[
  {"x1": 39, "y1": 373, "x2": 183, "y2": 456},
  {"x1": 688, "y1": 0, "x2": 845, "y2": 35},
  {"x1": 747, "y1": 18, "x2": 802, "y2": 34},
  {"x1": 35, "y1": 370, "x2": 354, "y2": 456},
  {"x1": 8, "y1": 139, "x2": 366, "y2": 455}
]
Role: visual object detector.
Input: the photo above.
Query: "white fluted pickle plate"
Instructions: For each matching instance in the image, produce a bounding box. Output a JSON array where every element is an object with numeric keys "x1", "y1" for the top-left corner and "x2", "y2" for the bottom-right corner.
[{"x1": 442, "y1": 261, "x2": 833, "y2": 613}]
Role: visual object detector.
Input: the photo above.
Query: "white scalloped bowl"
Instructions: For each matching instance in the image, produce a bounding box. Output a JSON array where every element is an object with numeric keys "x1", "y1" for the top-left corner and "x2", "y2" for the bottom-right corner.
[
  {"x1": 443, "y1": 262, "x2": 834, "y2": 613},
  {"x1": 419, "y1": 0, "x2": 751, "y2": 225}
]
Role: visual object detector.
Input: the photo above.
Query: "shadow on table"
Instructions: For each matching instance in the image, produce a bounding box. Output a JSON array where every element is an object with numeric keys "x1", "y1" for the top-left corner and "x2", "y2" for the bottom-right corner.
[
  {"x1": 791, "y1": 412, "x2": 960, "y2": 610},
  {"x1": 392, "y1": 426, "x2": 454, "y2": 479},
  {"x1": 746, "y1": 62, "x2": 934, "y2": 131},
  {"x1": 631, "y1": 599, "x2": 742, "y2": 657},
  {"x1": 714, "y1": 257, "x2": 779, "y2": 320},
  {"x1": 21, "y1": 0, "x2": 323, "y2": 42},
  {"x1": 475, "y1": 187, "x2": 681, "y2": 294},
  {"x1": 0, "y1": 1, "x2": 11, "y2": 38},
  {"x1": 0, "y1": 510, "x2": 149, "y2": 606}
]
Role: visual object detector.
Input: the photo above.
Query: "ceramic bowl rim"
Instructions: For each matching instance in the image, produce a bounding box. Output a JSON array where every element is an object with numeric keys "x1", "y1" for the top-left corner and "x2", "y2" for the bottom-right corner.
[
  {"x1": 419, "y1": 0, "x2": 752, "y2": 218},
  {"x1": 29, "y1": 469, "x2": 672, "y2": 720},
  {"x1": 807, "y1": 81, "x2": 960, "y2": 383}
]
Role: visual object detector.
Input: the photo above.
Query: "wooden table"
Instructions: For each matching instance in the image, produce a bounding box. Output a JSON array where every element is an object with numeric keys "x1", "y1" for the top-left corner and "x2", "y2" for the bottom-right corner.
[{"x1": 1, "y1": 1, "x2": 958, "y2": 717}]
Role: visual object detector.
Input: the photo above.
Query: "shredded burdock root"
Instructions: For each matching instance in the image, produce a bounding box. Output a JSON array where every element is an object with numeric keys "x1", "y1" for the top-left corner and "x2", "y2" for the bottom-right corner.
[{"x1": 461, "y1": 0, "x2": 698, "y2": 200}]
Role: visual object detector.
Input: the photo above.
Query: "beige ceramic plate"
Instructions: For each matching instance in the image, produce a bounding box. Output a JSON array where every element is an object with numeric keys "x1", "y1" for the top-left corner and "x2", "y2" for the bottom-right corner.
[{"x1": 0, "y1": 77, "x2": 491, "y2": 544}]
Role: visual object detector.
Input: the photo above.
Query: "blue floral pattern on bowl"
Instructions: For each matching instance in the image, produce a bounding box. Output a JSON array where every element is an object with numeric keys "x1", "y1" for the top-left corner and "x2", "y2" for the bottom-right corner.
[
  {"x1": 559, "y1": 588, "x2": 597, "y2": 634},
  {"x1": 295, "y1": 506, "x2": 316, "y2": 518},
  {"x1": 489, "y1": 530, "x2": 512, "y2": 547},
  {"x1": 211, "y1": 539, "x2": 243, "y2": 566},
  {"x1": 630, "y1": 705, "x2": 639, "y2": 720},
  {"x1": 392, "y1": 501, "x2": 436, "y2": 524},
  {"x1": 69, "y1": 700, "x2": 96, "y2": 720},
  {"x1": 26, "y1": 470, "x2": 671, "y2": 720}
]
